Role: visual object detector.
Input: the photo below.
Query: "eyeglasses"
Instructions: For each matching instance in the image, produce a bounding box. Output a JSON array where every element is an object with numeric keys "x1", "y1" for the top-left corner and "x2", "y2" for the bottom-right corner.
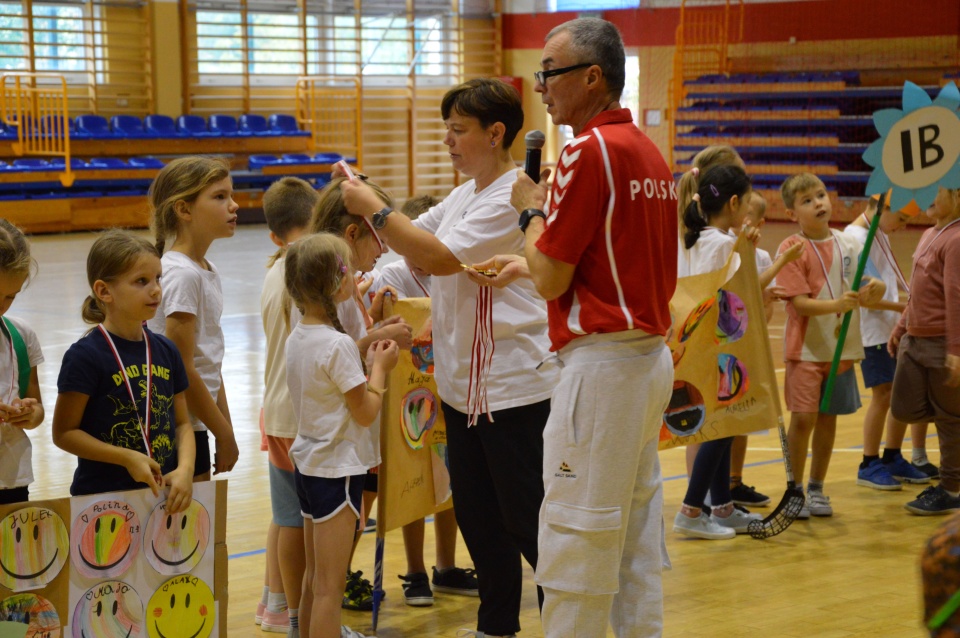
[
  {"x1": 534, "y1": 63, "x2": 595, "y2": 87},
  {"x1": 359, "y1": 216, "x2": 386, "y2": 256}
]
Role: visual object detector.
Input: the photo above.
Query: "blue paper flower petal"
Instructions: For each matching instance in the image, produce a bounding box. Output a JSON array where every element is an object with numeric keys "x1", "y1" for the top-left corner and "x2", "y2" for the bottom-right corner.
[
  {"x1": 903, "y1": 81, "x2": 933, "y2": 112},
  {"x1": 872, "y1": 109, "x2": 903, "y2": 136},
  {"x1": 890, "y1": 187, "x2": 917, "y2": 212},
  {"x1": 913, "y1": 183, "x2": 941, "y2": 210},
  {"x1": 865, "y1": 169, "x2": 891, "y2": 197},
  {"x1": 932, "y1": 82, "x2": 960, "y2": 112},
  {"x1": 862, "y1": 138, "x2": 884, "y2": 167}
]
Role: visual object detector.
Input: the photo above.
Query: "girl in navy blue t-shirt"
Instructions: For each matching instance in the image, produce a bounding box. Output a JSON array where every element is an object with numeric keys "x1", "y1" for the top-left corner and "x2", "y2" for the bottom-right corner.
[{"x1": 52, "y1": 230, "x2": 195, "y2": 512}]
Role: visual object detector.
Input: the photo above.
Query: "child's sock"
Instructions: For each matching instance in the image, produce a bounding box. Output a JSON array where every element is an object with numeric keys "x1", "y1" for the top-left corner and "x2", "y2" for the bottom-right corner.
[
  {"x1": 288, "y1": 609, "x2": 298, "y2": 628},
  {"x1": 260, "y1": 585, "x2": 270, "y2": 607},
  {"x1": 881, "y1": 448, "x2": 901, "y2": 463},
  {"x1": 913, "y1": 447, "x2": 929, "y2": 465},
  {"x1": 267, "y1": 591, "x2": 287, "y2": 613},
  {"x1": 860, "y1": 454, "x2": 879, "y2": 469},
  {"x1": 807, "y1": 479, "x2": 824, "y2": 494},
  {"x1": 946, "y1": 488, "x2": 960, "y2": 498}
]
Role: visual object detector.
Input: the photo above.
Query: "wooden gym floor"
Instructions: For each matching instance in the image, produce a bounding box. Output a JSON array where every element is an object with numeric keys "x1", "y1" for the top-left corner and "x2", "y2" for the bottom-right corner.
[{"x1": 21, "y1": 222, "x2": 934, "y2": 637}]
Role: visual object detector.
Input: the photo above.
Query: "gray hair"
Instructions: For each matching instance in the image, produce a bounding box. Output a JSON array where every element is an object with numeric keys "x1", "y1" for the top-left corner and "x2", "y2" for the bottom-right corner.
[{"x1": 546, "y1": 18, "x2": 625, "y2": 100}]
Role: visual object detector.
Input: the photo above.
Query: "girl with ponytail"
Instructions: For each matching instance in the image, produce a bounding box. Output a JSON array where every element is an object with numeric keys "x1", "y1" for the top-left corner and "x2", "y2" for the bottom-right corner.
[{"x1": 53, "y1": 229, "x2": 195, "y2": 511}]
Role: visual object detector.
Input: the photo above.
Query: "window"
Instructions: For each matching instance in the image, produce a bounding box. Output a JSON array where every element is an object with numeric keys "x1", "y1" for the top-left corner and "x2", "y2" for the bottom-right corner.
[
  {"x1": 0, "y1": 2, "x2": 91, "y2": 73},
  {"x1": 551, "y1": 0, "x2": 640, "y2": 9}
]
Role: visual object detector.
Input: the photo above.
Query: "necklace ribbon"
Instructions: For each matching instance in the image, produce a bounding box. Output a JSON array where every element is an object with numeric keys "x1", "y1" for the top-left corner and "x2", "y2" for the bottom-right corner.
[{"x1": 98, "y1": 325, "x2": 153, "y2": 458}]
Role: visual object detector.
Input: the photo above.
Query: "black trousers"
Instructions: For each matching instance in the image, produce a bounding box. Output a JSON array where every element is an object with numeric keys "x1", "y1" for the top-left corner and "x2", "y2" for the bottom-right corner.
[{"x1": 444, "y1": 399, "x2": 549, "y2": 636}]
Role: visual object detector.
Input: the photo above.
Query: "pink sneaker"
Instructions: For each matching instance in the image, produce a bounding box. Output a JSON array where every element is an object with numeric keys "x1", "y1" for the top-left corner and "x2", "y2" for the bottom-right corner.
[
  {"x1": 255, "y1": 602, "x2": 266, "y2": 625},
  {"x1": 261, "y1": 609, "x2": 290, "y2": 633}
]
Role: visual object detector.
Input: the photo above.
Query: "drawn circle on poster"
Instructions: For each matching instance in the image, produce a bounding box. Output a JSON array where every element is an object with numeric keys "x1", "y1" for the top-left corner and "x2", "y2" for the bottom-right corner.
[
  {"x1": 718, "y1": 354, "x2": 750, "y2": 406},
  {"x1": 146, "y1": 575, "x2": 214, "y2": 638},
  {"x1": 714, "y1": 290, "x2": 747, "y2": 344},
  {"x1": 72, "y1": 581, "x2": 143, "y2": 638},
  {"x1": 663, "y1": 381, "x2": 706, "y2": 437},
  {"x1": 71, "y1": 501, "x2": 141, "y2": 579},
  {"x1": 0, "y1": 507, "x2": 69, "y2": 591},
  {"x1": 401, "y1": 387, "x2": 439, "y2": 450},
  {"x1": 679, "y1": 296, "x2": 716, "y2": 343},
  {"x1": 0, "y1": 592, "x2": 61, "y2": 637},
  {"x1": 410, "y1": 317, "x2": 434, "y2": 374},
  {"x1": 143, "y1": 500, "x2": 210, "y2": 576}
]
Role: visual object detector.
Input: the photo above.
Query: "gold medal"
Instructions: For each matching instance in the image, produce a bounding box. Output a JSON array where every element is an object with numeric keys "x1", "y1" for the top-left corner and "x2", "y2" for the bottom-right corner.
[{"x1": 834, "y1": 321, "x2": 842, "y2": 339}]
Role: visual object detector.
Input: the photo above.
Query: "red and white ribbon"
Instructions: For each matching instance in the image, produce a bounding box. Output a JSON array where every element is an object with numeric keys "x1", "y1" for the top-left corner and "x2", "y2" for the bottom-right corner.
[
  {"x1": 98, "y1": 325, "x2": 153, "y2": 458},
  {"x1": 466, "y1": 285, "x2": 495, "y2": 426}
]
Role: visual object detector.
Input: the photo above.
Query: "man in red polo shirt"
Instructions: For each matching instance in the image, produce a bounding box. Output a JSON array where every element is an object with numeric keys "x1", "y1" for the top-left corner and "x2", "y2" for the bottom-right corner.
[{"x1": 492, "y1": 17, "x2": 678, "y2": 638}]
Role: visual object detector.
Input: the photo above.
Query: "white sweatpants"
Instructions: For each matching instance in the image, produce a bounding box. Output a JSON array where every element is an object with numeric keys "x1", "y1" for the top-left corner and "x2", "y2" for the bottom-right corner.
[{"x1": 537, "y1": 331, "x2": 673, "y2": 638}]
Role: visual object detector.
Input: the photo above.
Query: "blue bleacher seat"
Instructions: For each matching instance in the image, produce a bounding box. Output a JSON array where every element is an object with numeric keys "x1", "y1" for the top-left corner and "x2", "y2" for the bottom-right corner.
[
  {"x1": 177, "y1": 115, "x2": 220, "y2": 138},
  {"x1": 76, "y1": 115, "x2": 118, "y2": 139},
  {"x1": 240, "y1": 114, "x2": 280, "y2": 137},
  {"x1": 281, "y1": 153, "x2": 313, "y2": 163},
  {"x1": 144, "y1": 115, "x2": 187, "y2": 138},
  {"x1": 313, "y1": 152, "x2": 343, "y2": 163},
  {"x1": 11, "y1": 158, "x2": 51, "y2": 170},
  {"x1": 111, "y1": 115, "x2": 158, "y2": 138},
  {"x1": 48, "y1": 157, "x2": 88, "y2": 169},
  {"x1": 128, "y1": 156, "x2": 165, "y2": 168},
  {"x1": 209, "y1": 114, "x2": 248, "y2": 137},
  {"x1": 269, "y1": 114, "x2": 310, "y2": 137},
  {"x1": 0, "y1": 122, "x2": 16, "y2": 140},
  {"x1": 89, "y1": 158, "x2": 128, "y2": 169},
  {"x1": 249, "y1": 154, "x2": 280, "y2": 170}
]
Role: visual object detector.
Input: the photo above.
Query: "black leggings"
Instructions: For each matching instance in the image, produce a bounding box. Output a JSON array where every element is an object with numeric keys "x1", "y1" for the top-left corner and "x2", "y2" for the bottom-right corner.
[
  {"x1": 444, "y1": 400, "x2": 549, "y2": 636},
  {"x1": 683, "y1": 436, "x2": 734, "y2": 510}
]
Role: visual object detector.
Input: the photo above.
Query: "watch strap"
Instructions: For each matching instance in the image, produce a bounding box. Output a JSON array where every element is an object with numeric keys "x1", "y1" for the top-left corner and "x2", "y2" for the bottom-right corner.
[{"x1": 519, "y1": 208, "x2": 546, "y2": 233}]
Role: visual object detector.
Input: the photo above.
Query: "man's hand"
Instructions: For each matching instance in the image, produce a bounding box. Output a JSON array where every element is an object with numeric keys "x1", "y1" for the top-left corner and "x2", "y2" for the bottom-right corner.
[{"x1": 511, "y1": 168, "x2": 551, "y2": 215}]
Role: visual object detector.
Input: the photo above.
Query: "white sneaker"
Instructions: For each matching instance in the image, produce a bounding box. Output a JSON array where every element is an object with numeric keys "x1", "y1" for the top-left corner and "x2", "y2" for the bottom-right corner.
[
  {"x1": 672, "y1": 511, "x2": 735, "y2": 540},
  {"x1": 456, "y1": 632, "x2": 516, "y2": 638},
  {"x1": 341, "y1": 626, "x2": 369, "y2": 638},
  {"x1": 808, "y1": 491, "x2": 833, "y2": 517},
  {"x1": 711, "y1": 507, "x2": 762, "y2": 534}
]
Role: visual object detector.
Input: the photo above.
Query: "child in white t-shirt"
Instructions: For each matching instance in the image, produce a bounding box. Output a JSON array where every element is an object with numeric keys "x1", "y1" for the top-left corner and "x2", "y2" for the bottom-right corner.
[
  {"x1": 146, "y1": 156, "x2": 239, "y2": 480},
  {"x1": 284, "y1": 232, "x2": 398, "y2": 638},
  {"x1": 844, "y1": 192, "x2": 929, "y2": 489}
]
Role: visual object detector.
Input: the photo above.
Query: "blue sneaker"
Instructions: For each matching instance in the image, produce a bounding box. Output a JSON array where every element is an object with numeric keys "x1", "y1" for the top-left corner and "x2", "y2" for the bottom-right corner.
[
  {"x1": 885, "y1": 455, "x2": 931, "y2": 484},
  {"x1": 857, "y1": 459, "x2": 902, "y2": 491},
  {"x1": 905, "y1": 485, "x2": 960, "y2": 516}
]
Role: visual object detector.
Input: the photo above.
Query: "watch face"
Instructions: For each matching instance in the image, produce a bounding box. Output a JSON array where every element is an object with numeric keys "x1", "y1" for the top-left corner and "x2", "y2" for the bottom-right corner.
[{"x1": 373, "y1": 207, "x2": 391, "y2": 229}]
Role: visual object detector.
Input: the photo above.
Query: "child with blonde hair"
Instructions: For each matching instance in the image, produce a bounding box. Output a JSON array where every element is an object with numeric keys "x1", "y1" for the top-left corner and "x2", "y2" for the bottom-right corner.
[
  {"x1": 0, "y1": 220, "x2": 44, "y2": 505},
  {"x1": 146, "y1": 156, "x2": 239, "y2": 480},
  {"x1": 53, "y1": 230, "x2": 194, "y2": 511},
  {"x1": 284, "y1": 232, "x2": 398, "y2": 638}
]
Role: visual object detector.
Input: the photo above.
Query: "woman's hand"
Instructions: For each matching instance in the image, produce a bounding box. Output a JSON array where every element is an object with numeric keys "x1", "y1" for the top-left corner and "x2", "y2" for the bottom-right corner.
[
  {"x1": 465, "y1": 255, "x2": 530, "y2": 288},
  {"x1": 510, "y1": 168, "x2": 551, "y2": 214},
  {"x1": 340, "y1": 179, "x2": 386, "y2": 218}
]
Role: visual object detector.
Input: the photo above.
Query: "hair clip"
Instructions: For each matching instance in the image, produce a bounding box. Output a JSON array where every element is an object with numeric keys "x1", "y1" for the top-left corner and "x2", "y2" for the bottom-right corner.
[
  {"x1": 691, "y1": 167, "x2": 700, "y2": 177},
  {"x1": 692, "y1": 193, "x2": 701, "y2": 202},
  {"x1": 709, "y1": 184, "x2": 720, "y2": 197},
  {"x1": 335, "y1": 254, "x2": 347, "y2": 275}
]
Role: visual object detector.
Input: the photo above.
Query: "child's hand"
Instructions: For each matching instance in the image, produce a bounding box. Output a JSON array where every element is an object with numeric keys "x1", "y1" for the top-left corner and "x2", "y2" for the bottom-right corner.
[
  {"x1": 213, "y1": 434, "x2": 240, "y2": 475},
  {"x1": 124, "y1": 451, "x2": 163, "y2": 497},
  {"x1": 375, "y1": 315, "x2": 412, "y2": 350},
  {"x1": 369, "y1": 286, "x2": 398, "y2": 323},
  {"x1": 858, "y1": 277, "x2": 886, "y2": 306},
  {"x1": 946, "y1": 354, "x2": 960, "y2": 387},
  {"x1": 163, "y1": 467, "x2": 194, "y2": 513},
  {"x1": 357, "y1": 274, "x2": 375, "y2": 298},
  {"x1": 835, "y1": 291, "x2": 859, "y2": 313},
  {"x1": 740, "y1": 222, "x2": 761, "y2": 246},
  {"x1": 779, "y1": 242, "x2": 804, "y2": 264},
  {"x1": 0, "y1": 398, "x2": 39, "y2": 428},
  {"x1": 887, "y1": 331, "x2": 902, "y2": 358},
  {"x1": 762, "y1": 285, "x2": 786, "y2": 305},
  {"x1": 372, "y1": 339, "x2": 400, "y2": 372}
]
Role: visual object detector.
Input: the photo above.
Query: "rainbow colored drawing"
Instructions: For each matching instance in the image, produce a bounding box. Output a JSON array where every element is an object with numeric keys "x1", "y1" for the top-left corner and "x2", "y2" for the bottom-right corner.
[
  {"x1": 0, "y1": 507, "x2": 69, "y2": 592},
  {"x1": 717, "y1": 354, "x2": 750, "y2": 405},
  {"x1": 71, "y1": 501, "x2": 141, "y2": 579},
  {"x1": 679, "y1": 296, "x2": 716, "y2": 343},
  {"x1": 714, "y1": 290, "x2": 748, "y2": 344},
  {"x1": 401, "y1": 388, "x2": 439, "y2": 450},
  {"x1": 146, "y1": 575, "x2": 213, "y2": 638},
  {"x1": 662, "y1": 380, "x2": 706, "y2": 437},
  {"x1": 0, "y1": 592, "x2": 61, "y2": 637},
  {"x1": 72, "y1": 581, "x2": 143, "y2": 638},
  {"x1": 143, "y1": 500, "x2": 210, "y2": 576}
]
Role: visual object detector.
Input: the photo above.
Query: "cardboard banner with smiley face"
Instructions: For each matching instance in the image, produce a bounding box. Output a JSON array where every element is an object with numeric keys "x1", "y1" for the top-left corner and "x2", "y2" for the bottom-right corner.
[
  {"x1": 0, "y1": 592, "x2": 61, "y2": 638},
  {"x1": 142, "y1": 501, "x2": 209, "y2": 576},
  {"x1": 72, "y1": 581, "x2": 143, "y2": 638},
  {"x1": 146, "y1": 575, "x2": 213, "y2": 638},
  {"x1": 71, "y1": 502, "x2": 141, "y2": 580},
  {"x1": 0, "y1": 507, "x2": 70, "y2": 592}
]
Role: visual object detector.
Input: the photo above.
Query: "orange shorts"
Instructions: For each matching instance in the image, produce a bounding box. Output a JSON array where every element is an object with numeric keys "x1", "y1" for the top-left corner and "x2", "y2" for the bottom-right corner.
[{"x1": 784, "y1": 360, "x2": 860, "y2": 415}]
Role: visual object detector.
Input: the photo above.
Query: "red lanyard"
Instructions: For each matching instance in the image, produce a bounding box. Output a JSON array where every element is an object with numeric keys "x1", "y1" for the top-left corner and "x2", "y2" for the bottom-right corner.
[
  {"x1": 409, "y1": 265, "x2": 430, "y2": 297},
  {"x1": 860, "y1": 215, "x2": 909, "y2": 293},
  {"x1": 805, "y1": 232, "x2": 843, "y2": 316},
  {"x1": 98, "y1": 325, "x2": 153, "y2": 458},
  {"x1": 1, "y1": 328, "x2": 14, "y2": 404}
]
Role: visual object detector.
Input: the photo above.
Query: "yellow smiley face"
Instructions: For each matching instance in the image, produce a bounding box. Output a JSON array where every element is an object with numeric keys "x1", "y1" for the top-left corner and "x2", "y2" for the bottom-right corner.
[
  {"x1": 146, "y1": 576, "x2": 213, "y2": 638},
  {"x1": 0, "y1": 507, "x2": 69, "y2": 591}
]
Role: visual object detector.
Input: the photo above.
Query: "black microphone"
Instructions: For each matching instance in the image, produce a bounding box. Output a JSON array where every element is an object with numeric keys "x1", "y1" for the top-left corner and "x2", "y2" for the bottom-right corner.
[{"x1": 524, "y1": 130, "x2": 545, "y2": 183}]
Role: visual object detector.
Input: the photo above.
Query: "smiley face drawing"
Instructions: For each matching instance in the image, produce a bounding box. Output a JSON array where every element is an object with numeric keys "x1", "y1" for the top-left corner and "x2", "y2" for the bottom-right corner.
[
  {"x1": 72, "y1": 502, "x2": 141, "y2": 579},
  {"x1": 146, "y1": 576, "x2": 213, "y2": 638},
  {"x1": 72, "y1": 581, "x2": 143, "y2": 638},
  {"x1": 143, "y1": 500, "x2": 209, "y2": 575},
  {"x1": 0, "y1": 507, "x2": 69, "y2": 591},
  {"x1": 0, "y1": 592, "x2": 61, "y2": 638}
]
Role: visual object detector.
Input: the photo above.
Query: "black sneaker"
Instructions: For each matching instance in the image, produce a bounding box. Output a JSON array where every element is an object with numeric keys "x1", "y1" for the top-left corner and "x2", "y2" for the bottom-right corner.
[
  {"x1": 913, "y1": 461, "x2": 940, "y2": 479},
  {"x1": 399, "y1": 572, "x2": 434, "y2": 607},
  {"x1": 905, "y1": 486, "x2": 960, "y2": 516},
  {"x1": 342, "y1": 570, "x2": 374, "y2": 611},
  {"x1": 431, "y1": 566, "x2": 479, "y2": 597},
  {"x1": 363, "y1": 518, "x2": 376, "y2": 533},
  {"x1": 730, "y1": 483, "x2": 771, "y2": 507}
]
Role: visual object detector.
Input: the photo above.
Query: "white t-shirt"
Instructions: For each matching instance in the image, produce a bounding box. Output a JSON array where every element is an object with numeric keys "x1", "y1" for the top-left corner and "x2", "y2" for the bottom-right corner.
[
  {"x1": 678, "y1": 227, "x2": 739, "y2": 277},
  {"x1": 412, "y1": 170, "x2": 555, "y2": 414},
  {"x1": 147, "y1": 251, "x2": 224, "y2": 431},
  {"x1": 756, "y1": 247, "x2": 773, "y2": 275},
  {"x1": 261, "y1": 257, "x2": 298, "y2": 439},
  {"x1": 843, "y1": 223, "x2": 904, "y2": 347},
  {"x1": 286, "y1": 323, "x2": 378, "y2": 477},
  {"x1": 0, "y1": 316, "x2": 44, "y2": 489},
  {"x1": 337, "y1": 295, "x2": 368, "y2": 343},
  {"x1": 375, "y1": 260, "x2": 432, "y2": 299}
]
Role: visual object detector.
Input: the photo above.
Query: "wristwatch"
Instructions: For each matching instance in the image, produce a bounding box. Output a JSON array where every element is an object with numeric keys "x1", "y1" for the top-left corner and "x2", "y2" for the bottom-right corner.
[
  {"x1": 372, "y1": 206, "x2": 393, "y2": 230},
  {"x1": 518, "y1": 208, "x2": 546, "y2": 233}
]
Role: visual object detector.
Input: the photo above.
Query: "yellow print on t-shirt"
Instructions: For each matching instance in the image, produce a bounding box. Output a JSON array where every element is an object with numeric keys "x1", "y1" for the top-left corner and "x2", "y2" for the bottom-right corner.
[
  {"x1": 111, "y1": 363, "x2": 171, "y2": 386},
  {"x1": 104, "y1": 379, "x2": 175, "y2": 467}
]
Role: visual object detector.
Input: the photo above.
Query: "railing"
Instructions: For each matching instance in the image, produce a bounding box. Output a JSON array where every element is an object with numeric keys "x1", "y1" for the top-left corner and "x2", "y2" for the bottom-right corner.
[
  {"x1": 0, "y1": 72, "x2": 74, "y2": 187},
  {"x1": 296, "y1": 76, "x2": 363, "y2": 170}
]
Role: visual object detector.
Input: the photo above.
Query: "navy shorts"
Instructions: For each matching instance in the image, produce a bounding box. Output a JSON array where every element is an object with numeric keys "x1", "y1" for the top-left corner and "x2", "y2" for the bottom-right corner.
[
  {"x1": 861, "y1": 343, "x2": 897, "y2": 388},
  {"x1": 0, "y1": 486, "x2": 28, "y2": 505},
  {"x1": 295, "y1": 469, "x2": 364, "y2": 524},
  {"x1": 194, "y1": 430, "x2": 211, "y2": 476}
]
